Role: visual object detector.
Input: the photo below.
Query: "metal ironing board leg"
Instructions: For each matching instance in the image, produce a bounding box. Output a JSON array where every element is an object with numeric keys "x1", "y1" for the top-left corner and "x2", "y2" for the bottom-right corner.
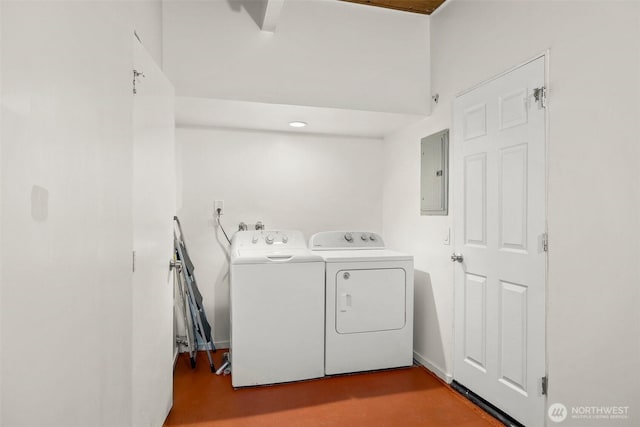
[{"x1": 173, "y1": 216, "x2": 216, "y2": 373}]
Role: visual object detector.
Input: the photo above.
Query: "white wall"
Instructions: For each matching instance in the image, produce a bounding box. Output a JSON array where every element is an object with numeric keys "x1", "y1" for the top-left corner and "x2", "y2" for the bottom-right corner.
[
  {"x1": 382, "y1": 0, "x2": 640, "y2": 424},
  {"x1": 0, "y1": 1, "x2": 162, "y2": 426},
  {"x1": 382, "y1": 119, "x2": 453, "y2": 380},
  {"x1": 163, "y1": 0, "x2": 430, "y2": 114},
  {"x1": 177, "y1": 127, "x2": 383, "y2": 345}
]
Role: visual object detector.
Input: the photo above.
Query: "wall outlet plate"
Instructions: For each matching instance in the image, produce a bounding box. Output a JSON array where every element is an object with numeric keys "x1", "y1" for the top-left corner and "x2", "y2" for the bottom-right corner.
[{"x1": 214, "y1": 200, "x2": 224, "y2": 215}]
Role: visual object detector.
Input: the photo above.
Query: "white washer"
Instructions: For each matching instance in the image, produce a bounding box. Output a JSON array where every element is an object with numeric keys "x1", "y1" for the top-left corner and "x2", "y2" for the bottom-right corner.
[
  {"x1": 230, "y1": 230, "x2": 325, "y2": 387},
  {"x1": 309, "y1": 231, "x2": 414, "y2": 375}
]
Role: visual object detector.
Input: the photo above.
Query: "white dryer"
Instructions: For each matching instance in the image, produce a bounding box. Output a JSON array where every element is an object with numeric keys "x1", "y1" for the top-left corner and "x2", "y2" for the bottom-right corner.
[
  {"x1": 230, "y1": 230, "x2": 325, "y2": 387},
  {"x1": 309, "y1": 231, "x2": 414, "y2": 375}
]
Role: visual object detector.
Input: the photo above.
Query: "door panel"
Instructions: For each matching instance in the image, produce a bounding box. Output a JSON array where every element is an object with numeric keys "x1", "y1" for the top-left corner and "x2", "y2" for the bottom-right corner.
[
  {"x1": 464, "y1": 154, "x2": 487, "y2": 246},
  {"x1": 453, "y1": 56, "x2": 546, "y2": 426},
  {"x1": 499, "y1": 144, "x2": 528, "y2": 251},
  {"x1": 463, "y1": 273, "x2": 486, "y2": 371},
  {"x1": 132, "y1": 37, "x2": 176, "y2": 427},
  {"x1": 463, "y1": 103, "x2": 488, "y2": 140},
  {"x1": 498, "y1": 88, "x2": 528, "y2": 130},
  {"x1": 499, "y1": 280, "x2": 528, "y2": 394}
]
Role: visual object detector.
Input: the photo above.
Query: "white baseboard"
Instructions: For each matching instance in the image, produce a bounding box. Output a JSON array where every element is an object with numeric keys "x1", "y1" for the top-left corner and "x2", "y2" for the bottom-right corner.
[
  {"x1": 213, "y1": 340, "x2": 229, "y2": 349},
  {"x1": 177, "y1": 340, "x2": 230, "y2": 353},
  {"x1": 161, "y1": 395, "x2": 172, "y2": 427},
  {"x1": 413, "y1": 350, "x2": 453, "y2": 384}
]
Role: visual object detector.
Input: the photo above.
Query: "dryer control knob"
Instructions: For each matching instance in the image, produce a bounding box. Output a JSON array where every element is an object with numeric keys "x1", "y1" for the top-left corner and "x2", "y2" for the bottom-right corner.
[
  {"x1": 344, "y1": 232, "x2": 353, "y2": 242},
  {"x1": 361, "y1": 234, "x2": 368, "y2": 241},
  {"x1": 369, "y1": 235, "x2": 376, "y2": 241},
  {"x1": 265, "y1": 234, "x2": 275, "y2": 244},
  {"x1": 282, "y1": 235, "x2": 289, "y2": 243}
]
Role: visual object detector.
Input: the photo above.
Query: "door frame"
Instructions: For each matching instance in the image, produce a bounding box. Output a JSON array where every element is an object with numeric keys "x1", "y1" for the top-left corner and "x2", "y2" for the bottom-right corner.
[{"x1": 450, "y1": 50, "x2": 550, "y2": 420}]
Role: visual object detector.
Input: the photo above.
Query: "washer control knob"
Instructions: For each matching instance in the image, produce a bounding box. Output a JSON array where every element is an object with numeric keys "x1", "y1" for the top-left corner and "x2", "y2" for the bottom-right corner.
[
  {"x1": 344, "y1": 232, "x2": 353, "y2": 242},
  {"x1": 361, "y1": 234, "x2": 368, "y2": 241},
  {"x1": 369, "y1": 235, "x2": 376, "y2": 241},
  {"x1": 252, "y1": 234, "x2": 259, "y2": 243},
  {"x1": 265, "y1": 234, "x2": 275, "y2": 244},
  {"x1": 282, "y1": 235, "x2": 288, "y2": 243}
]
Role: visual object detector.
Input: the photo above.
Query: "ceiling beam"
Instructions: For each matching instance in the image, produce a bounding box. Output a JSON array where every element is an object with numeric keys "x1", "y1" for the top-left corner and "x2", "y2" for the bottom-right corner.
[
  {"x1": 261, "y1": 0, "x2": 285, "y2": 32},
  {"x1": 341, "y1": 0, "x2": 446, "y2": 15}
]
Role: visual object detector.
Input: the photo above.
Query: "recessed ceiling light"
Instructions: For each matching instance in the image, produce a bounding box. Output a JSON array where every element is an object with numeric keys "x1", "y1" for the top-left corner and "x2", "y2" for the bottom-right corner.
[{"x1": 288, "y1": 121, "x2": 307, "y2": 128}]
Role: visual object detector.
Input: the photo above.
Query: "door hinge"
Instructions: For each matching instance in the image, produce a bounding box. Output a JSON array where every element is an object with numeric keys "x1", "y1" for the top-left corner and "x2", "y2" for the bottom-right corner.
[
  {"x1": 533, "y1": 86, "x2": 547, "y2": 109},
  {"x1": 540, "y1": 376, "x2": 548, "y2": 395},
  {"x1": 132, "y1": 69, "x2": 145, "y2": 95},
  {"x1": 132, "y1": 250, "x2": 136, "y2": 272},
  {"x1": 542, "y1": 233, "x2": 549, "y2": 252}
]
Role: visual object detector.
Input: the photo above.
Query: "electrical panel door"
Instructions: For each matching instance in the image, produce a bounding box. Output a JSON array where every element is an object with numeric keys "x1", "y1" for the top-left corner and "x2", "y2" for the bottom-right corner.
[{"x1": 421, "y1": 129, "x2": 449, "y2": 215}]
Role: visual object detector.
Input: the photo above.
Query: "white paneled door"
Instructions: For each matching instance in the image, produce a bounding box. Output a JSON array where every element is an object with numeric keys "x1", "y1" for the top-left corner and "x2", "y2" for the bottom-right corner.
[
  {"x1": 452, "y1": 56, "x2": 546, "y2": 426},
  {"x1": 132, "y1": 37, "x2": 176, "y2": 426}
]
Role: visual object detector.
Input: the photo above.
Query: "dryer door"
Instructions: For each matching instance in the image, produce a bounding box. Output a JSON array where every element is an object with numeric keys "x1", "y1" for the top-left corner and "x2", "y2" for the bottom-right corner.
[{"x1": 336, "y1": 268, "x2": 406, "y2": 334}]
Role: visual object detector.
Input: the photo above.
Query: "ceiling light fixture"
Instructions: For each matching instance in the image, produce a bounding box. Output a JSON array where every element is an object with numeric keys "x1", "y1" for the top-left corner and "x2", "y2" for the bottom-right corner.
[{"x1": 288, "y1": 121, "x2": 307, "y2": 128}]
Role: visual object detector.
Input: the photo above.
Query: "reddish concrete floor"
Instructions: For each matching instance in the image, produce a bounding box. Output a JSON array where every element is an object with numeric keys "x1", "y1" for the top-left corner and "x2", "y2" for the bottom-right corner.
[{"x1": 165, "y1": 351, "x2": 502, "y2": 427}]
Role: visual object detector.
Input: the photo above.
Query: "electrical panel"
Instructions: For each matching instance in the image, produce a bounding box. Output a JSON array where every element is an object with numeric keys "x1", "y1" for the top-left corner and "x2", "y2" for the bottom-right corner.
[{"x1": 420, "y1": 129, "x2": 449, "y2": 216}]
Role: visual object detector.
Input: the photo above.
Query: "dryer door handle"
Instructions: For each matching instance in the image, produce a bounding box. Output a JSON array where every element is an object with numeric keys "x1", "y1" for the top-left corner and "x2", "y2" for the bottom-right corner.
[
  {"x1": 266, "y1": 255, "x2": 294, "y2": 262},
  {"x1": 339, "y1": 293, "x2": 352, "y2": 312}
]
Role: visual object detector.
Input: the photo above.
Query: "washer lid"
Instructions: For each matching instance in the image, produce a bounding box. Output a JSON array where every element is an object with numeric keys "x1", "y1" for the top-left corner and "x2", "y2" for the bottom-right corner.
[
  {"x1": 231, "y1": 248, "x2": 323, "y2": 264},
  {"x1": 315, "y1": 249, "x2": 412, "y2": 263}
]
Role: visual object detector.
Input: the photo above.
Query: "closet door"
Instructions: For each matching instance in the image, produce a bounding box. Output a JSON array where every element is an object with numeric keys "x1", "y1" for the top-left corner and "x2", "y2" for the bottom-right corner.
[
  {"x1": 452, "y1": 56, "x2": 547, "y2": 427},
  {"x1": 132, "y1": 35, "x2": 176, "y2": 427}
]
